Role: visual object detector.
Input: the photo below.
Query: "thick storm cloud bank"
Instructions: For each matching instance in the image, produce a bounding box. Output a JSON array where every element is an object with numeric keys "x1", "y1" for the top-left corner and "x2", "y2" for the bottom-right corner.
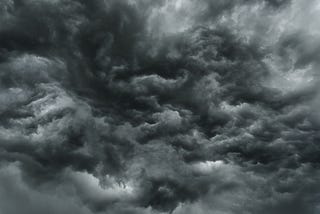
[{"x1": 1, "y1": 0, "x2": 320, "y2": 213}]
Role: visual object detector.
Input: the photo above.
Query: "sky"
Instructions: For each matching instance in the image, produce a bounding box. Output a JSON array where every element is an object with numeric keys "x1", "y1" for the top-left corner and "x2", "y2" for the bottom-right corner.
[{"x1": 0, "y1": 0, "x2": 320, "y2": 213}]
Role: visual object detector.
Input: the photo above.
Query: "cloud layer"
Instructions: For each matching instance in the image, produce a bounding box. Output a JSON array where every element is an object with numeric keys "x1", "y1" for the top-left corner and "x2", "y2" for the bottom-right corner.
[{"x1": 0, "y1": 0, "x2": 320, "y2": 213}]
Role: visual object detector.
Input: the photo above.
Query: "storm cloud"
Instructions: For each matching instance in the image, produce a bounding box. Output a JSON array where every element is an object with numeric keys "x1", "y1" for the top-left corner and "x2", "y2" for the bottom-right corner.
[{"x1": 0, "y1": 0, "x2": 320, "y2": 213}]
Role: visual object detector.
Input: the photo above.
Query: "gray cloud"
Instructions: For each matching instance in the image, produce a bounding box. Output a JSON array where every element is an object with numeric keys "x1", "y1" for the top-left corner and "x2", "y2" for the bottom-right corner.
[{"x1": 0, "y1": 0, "x2": 320, "y2": 213}]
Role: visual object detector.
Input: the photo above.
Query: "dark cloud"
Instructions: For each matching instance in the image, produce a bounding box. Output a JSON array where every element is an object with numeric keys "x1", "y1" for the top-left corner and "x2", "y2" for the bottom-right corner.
[{"x1": 0, "y1": 0, "x2": 320, "y2": 213}]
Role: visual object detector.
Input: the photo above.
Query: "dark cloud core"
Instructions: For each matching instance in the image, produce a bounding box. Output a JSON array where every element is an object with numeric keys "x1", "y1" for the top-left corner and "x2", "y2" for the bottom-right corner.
[{"x1": 0, "y1": 0, "x2": 320, "y2": 214}]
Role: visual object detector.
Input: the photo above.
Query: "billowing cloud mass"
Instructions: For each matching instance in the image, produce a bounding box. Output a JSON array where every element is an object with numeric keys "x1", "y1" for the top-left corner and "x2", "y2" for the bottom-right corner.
[{"x1": 0, "y1": 0, "x2": 320, "y2": 213}]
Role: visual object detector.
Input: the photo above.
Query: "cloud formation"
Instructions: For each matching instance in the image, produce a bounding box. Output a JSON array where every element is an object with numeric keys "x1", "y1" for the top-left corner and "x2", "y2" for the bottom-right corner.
[{"x1": 0, "y1": 0, "x2": 320, "y2": 213}]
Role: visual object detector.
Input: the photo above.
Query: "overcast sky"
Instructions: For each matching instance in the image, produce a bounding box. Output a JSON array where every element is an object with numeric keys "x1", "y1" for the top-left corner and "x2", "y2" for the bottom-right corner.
[{"x1": 0, "y1": 0, "x2": 320, "y2": 213}]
